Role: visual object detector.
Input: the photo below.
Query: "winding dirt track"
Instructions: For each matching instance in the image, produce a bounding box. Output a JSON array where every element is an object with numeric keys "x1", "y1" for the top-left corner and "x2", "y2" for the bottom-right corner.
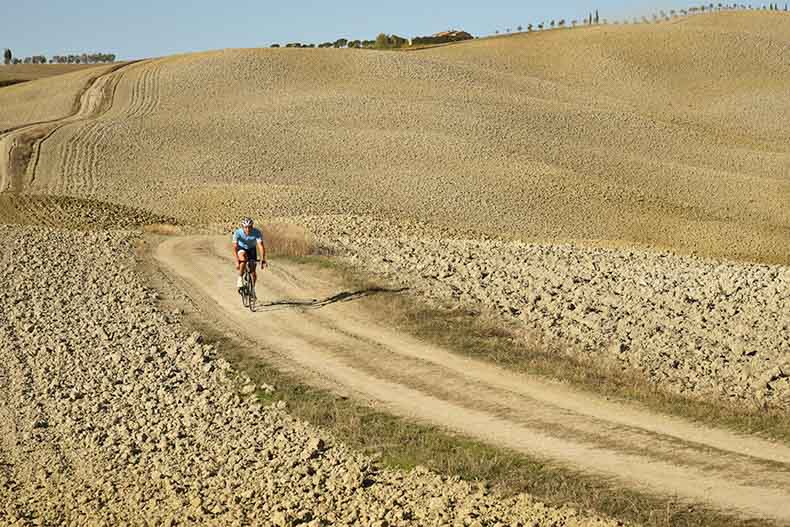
[{"x1": 156, "y1": 235, "x2": 790, "y2": 524}]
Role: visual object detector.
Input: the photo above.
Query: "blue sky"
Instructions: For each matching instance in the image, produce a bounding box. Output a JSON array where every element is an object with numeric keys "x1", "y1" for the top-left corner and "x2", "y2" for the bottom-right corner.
[{"x1": 5, "y1": 1, "x2": 698, "y2": 60}]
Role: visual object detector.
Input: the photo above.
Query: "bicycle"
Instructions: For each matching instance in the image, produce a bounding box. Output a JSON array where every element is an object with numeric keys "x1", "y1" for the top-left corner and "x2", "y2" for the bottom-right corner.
[{"x1": 239, "y1": 259, "x2": 257, "y2": 312}]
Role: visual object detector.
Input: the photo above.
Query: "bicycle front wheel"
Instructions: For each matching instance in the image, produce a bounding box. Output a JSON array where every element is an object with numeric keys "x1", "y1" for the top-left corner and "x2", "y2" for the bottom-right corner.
[
  {"x1": 241, "y1": 272, "x2": 251, "y2": 308},
  {"x1": 248, "y1": 282, "x2": 256, "y2": 312}
]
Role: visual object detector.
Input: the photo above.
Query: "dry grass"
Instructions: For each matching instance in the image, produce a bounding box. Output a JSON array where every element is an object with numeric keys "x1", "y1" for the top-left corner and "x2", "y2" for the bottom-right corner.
[
  {"x1": 144, "y1": 221, "x2": 320, "y2": 251},
  {"x1": 261, "y1": 222, "x2": 317, "y2": 257}
]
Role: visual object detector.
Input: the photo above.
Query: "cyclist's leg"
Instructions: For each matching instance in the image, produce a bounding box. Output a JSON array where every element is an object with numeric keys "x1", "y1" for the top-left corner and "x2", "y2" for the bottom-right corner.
[
  {"x1": 238, "y1": 249, "x2": 248, "y2": 277},
  {"x1": 248, "y1": 247, "x2": 258, "y2": 287},
  {"x1": 237, "y1": 249, "x2": 248, "y2": 290}
]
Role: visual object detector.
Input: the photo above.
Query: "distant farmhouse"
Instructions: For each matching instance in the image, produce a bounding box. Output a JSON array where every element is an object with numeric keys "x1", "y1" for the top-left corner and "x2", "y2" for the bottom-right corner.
[
  {"x1": 412, "y1": 29, "x2": 474, "y2": 46},
  {"x1": 432, "y1": 30, "x2": 473, "y2": 40}
]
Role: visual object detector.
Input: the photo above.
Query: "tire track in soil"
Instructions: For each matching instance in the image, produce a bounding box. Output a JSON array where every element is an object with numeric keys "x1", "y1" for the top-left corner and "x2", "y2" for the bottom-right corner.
[
  {"x1": 51, "y1": 65, "x2": 138, "y2": 195},
  {"x1": 155, "y1": 234, "x2": 790, "y2": 524},
  {"x1": 57, "y1": 121, "x2": 100, "y2": 195},
  {"x1": 0, "y1": 61, "x2": 137, "y2": 197},
  {"x1": 64, "y1": 70, "x2": 126, "y2": 191},
  {"x1": 125, "y1": 61, "x2": 162, "y2": 120},
  {"x1": 59, "y1": 61, "x2": 163, "y2": 195},
  {"x1": 54, "y1": 70, "x2": 128, "y2": 194}
]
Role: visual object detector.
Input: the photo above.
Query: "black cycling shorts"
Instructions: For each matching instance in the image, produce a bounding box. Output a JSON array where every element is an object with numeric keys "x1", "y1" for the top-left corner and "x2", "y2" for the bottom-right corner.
[{"x1": 237, "y1": 247, "x2": 257, "y2": 261}]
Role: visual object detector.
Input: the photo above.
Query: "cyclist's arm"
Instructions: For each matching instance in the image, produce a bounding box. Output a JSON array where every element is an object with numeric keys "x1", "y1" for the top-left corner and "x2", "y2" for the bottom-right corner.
[
  {"x1": 257, "y1": 238, "x2": 267, "y2": 266},
  {"x1": 232, "y1": 240, "x2": 240, "y2": 265}
]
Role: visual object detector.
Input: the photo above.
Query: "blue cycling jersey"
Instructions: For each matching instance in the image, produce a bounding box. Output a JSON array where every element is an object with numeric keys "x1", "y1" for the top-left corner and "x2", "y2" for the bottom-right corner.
[{"x1": 232, "y1": 227, "x2": 264, "y2": 250}]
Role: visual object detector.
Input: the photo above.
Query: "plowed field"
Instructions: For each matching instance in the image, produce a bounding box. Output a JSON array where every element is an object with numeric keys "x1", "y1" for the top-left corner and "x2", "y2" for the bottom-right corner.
[{"x1": 1, "y1": 10, "x2": 789, "y2": 525}]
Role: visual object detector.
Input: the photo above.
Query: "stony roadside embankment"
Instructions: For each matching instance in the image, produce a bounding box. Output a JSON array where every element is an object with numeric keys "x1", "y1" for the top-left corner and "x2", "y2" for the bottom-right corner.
[
  {"x1": 302, "y1": 215, "x2": 790, "y2": 410},
  {"x1": 0, "y1": 224, "x2": 617, "y2": 526}
]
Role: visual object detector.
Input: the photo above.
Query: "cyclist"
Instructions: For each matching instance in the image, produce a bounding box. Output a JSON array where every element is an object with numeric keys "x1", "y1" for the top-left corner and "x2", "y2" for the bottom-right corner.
[{"x1": 232, "y1": 217, "x2": 267, "y2": 292}]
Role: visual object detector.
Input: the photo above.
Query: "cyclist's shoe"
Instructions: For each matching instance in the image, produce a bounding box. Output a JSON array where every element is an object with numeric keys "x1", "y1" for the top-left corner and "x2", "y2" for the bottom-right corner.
[{"x1": 236, "y1": 276, "x2": 243, "y2": 290}]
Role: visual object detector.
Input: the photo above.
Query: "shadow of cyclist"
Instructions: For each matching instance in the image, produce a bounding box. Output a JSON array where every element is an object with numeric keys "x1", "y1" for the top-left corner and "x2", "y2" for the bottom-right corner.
[{"x1": 258, "y1": 287, "x2": 409, "y2": 312}]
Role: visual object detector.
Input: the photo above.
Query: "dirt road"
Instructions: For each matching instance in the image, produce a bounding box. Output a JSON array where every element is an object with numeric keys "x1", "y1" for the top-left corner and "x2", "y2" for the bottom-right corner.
[{"x1": 156, "y1": 235, "x2": 790, "y2": 524}]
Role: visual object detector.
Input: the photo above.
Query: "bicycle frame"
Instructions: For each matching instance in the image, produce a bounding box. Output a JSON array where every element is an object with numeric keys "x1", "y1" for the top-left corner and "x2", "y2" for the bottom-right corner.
[{"x1": 240, "y1": 259, "x2": 257, "y2": 311}]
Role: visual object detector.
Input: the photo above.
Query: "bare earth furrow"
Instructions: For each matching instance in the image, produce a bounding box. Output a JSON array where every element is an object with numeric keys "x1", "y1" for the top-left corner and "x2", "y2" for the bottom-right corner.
[
  {"x1": 0, "y1": 138, "x2": 14, "y2": 192},
  {"x1": 54, "y1": 62, "x2": 162, "y2": 195},
  {"x1": 138, "y1": 62, "x2": 162, "y2": 118},
  {"x1": 49, "y1": 74, "x2": 128, "y2": 194},
  {"x1": 124, "y1": 64, "x2": 145, "y2": 119},
  {"x1": 127, "y1": 64, "x2": 154, "y2": 119},
  {"x1": 81, "y1": 119, "x2": 118, "y2": 196},
  {"x1": 57, "y1": 122, "x2": 101, "y2": 194},
  {"x1": 124, "y1": 61, "x2": 162, "y2": 120},
  {"x1": 39, "y1": 68, "x2": 127, "y2": 193}
]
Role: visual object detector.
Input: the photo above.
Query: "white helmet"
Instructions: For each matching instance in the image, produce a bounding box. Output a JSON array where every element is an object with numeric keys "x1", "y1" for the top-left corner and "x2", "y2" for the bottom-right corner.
[{"x1": 241, "y1": 217, "x2": 254, "y2": 228}]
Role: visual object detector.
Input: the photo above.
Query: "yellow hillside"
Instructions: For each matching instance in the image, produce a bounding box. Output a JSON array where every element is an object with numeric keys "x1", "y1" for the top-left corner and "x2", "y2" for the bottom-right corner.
[
  {"x1": 0, "y1": 63, "x2": 102, "y2": 84},
  {"x1": 18, "y1": 11, "x2": 790, "y2": 262},
  {"x1": 0, "y1": 64, "x2": 116, "y2": 131}
]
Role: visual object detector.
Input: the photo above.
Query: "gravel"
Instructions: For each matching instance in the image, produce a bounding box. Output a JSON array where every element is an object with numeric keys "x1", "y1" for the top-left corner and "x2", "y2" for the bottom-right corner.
[{"x1": 0, "y1": 225, "x2": 617, "y2": 525}]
